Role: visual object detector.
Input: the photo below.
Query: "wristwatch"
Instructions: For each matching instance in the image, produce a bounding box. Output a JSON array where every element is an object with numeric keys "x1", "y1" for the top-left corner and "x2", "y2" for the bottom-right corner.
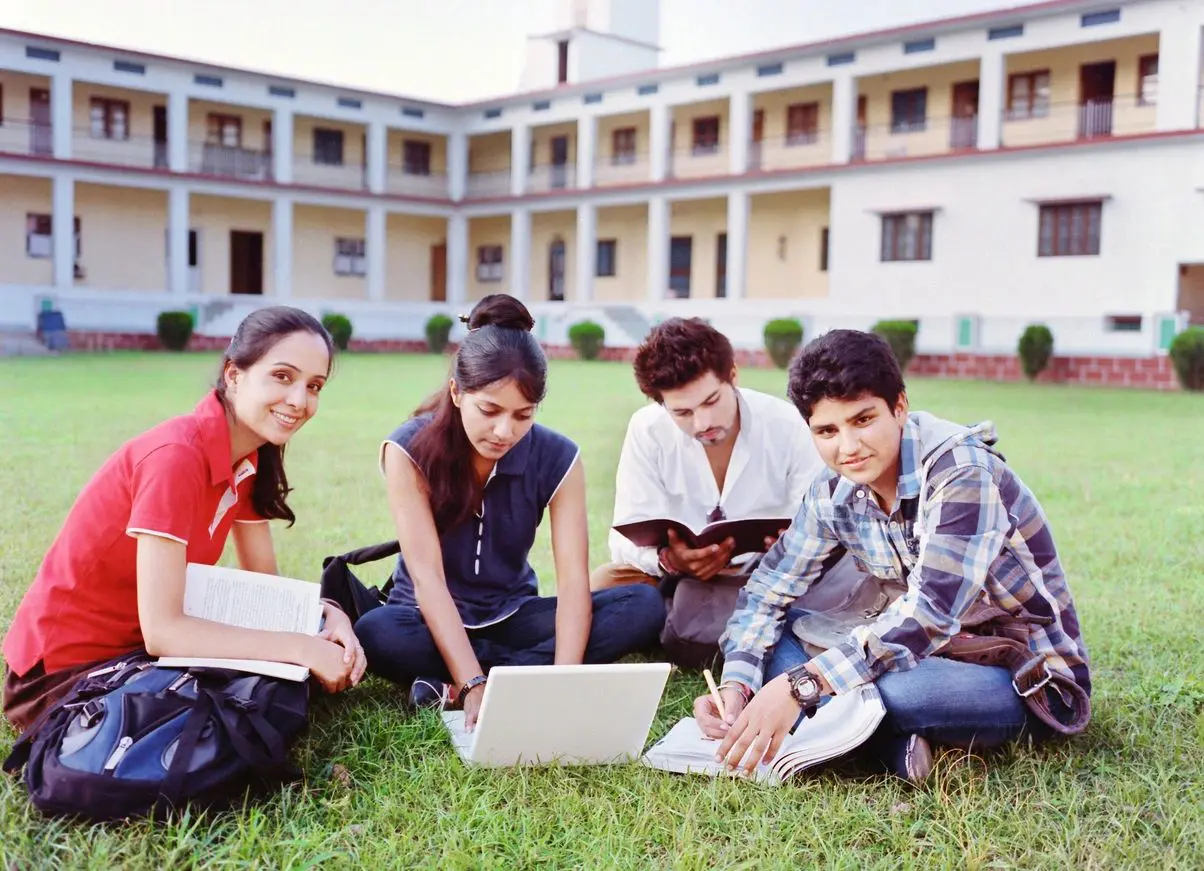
[
  {"x1": 457, "y1": 674, "x2": 487, "y2": 706},
  {"x1": 784, "y1": 663, "x2": 823, "y2": 719}
]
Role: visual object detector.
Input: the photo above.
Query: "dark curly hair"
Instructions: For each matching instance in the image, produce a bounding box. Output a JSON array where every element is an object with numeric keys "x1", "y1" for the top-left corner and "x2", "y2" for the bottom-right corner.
[
  {"x1": 632, "y1": 318, "x2": 735, "y2": 402},
  {"x1": 787, "y1": 329, "x2": 905, "y2": 421}
]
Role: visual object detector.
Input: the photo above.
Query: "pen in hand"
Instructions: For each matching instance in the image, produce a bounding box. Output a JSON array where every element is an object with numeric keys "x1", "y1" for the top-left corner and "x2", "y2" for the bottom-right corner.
[{"x1": 704, "y1": 668, "x2": 727, "y2": 722}]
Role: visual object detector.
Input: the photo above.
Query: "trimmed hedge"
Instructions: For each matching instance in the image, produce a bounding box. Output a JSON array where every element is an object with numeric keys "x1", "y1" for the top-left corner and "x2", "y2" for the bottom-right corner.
[
  {"x1": 1168, "y1": 326, "x2": 1204, "y2": 391},
  {"x1": 321, "y1": 313, "x2": 353, "y2": 351},
  {"x1": 425, "y1": 313, "x2": 454, "y2": 353},
  {"x1": 568, "y1": 320, "x2": 606, "y2": 361},
  {"x1": 871, "y1": 320, "x2": 918, "y2": 371},
  {"x1": 156, "y1": 310, "x2": 194, "y2": 352},
  {"x1": 763, "y1": 318, "x2": 804, "y2": 369},
  {"x1": 1017, "y1": 323, "x2": 1055, "y2": 382}
]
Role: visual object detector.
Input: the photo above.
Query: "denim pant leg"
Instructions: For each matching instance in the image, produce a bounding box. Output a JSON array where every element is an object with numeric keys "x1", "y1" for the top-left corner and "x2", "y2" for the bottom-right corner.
[
  {"x1": 354, "y1": 604, "x2": 456, "y2": 687},
  {"x1": 764, "y1": 622, "x2": 1030, "y2": 750}
]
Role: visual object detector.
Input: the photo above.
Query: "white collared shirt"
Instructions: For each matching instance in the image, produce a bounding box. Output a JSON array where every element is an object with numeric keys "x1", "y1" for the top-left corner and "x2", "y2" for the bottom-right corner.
[{"x1": 607, "y1": 387, "x2": 825, "y2": 575}]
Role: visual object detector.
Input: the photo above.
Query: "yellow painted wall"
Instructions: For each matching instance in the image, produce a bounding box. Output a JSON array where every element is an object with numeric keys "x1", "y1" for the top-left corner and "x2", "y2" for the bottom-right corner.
[
  {"x1": 74, "y1": 183, "x2": 166, "y2": 291},
  {"x1": 293, "y1": 116, "x2": 365, "y2": 167},
  {"x1": 190, "y1": 195, "x2": 274, "y2": 296},
  {"x1": 594, "y1": 110, "x2": 651, "y2": 186},
  {"x1": 1003, "y1": 34, "x2": 1160, "y2": 146},
  {"x1": 0, "y1": 175, "x2": 52, "y2": 285},
  {"x1": 668, "y1": 198, "x2": 726, "y2": 300},
  {"x1": 467, "y1": 215, "x2": 510, "y2": 301},
  {"x1": 0, "y1": 72, "x2": 51, "y2": 155},
  {"x1": 858, "y1": 61, "x2": 980, "y2": 160},
  {"x1": 70, "y1": 82, "x2": 163, "y2": 166},
  {"x1": 292, "y1": 205, "x2": 367, "y2": 300},
  {"x1": 385, "y1": 214, "x2": 446, "y2": 302},
  {"x1": 748, "y1": 189, "x2": 830, "y2": 299},
  {"x1": 188, "y1": 100, "x2": 272, "y2": 151},
  {"x1": 468, "y1": 132, "x2": 511, "y2": 174},
  {"x1": 530, "y1": 211, "x2": 576, "y2": 303},
  {"x1": 670, "y1": 98, "x2": 730, "y2": 179},
  {"x1": 386, "y1": 129, "x2": 447, "y2": 173},
  {"x1": 530, "y1": 122, "x2": 576, "y2": 167},
  {"x1": 594, "y1": 205, "x2": 648, "y2": 303},
  {"x1": 751, "y1": 84, "x2": 832, "y2": 171}
]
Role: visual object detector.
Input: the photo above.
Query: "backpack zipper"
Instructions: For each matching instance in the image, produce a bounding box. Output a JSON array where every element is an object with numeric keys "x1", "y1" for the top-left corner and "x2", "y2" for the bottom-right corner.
[{"x1": 103, "y1": 736, "x2": 133, "y2": 772}]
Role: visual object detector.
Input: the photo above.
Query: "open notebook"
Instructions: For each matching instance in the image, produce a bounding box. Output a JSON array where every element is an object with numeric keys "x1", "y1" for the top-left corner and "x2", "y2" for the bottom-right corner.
[
  {"x1": 642, "y1": 683, "x2": 886, "y2": 785},
  {"x1": 153, "y1": 563, "x2": 324, "y2": 682}
]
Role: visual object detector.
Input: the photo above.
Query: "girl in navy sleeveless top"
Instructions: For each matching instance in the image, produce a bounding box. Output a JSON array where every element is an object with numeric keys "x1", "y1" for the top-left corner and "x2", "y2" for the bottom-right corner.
[{"x1": 355, "y1": 295, "x2": 664, "y2": 727}]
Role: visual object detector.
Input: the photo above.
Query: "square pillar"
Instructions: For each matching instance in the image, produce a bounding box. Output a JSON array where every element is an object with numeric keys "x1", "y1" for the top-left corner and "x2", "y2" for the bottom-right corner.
[
  {"x1": 830, "y1": 74, "x2": 856, "y2": 164},
  {"x1": 168, "y1": 187, "x2": 190, "y2": 296},
  {"x1": 725, "y1": 191, "x2": 749, "y2": 300},
  {"x1": 509, "y1": 207, "x2": 531, "y2": 299},
  {"x1": 52, "y1": 176, "x2": 75, "y2": 289},
  {"x1": 366, "y1": 206, "x2": 386, "y2": 301},
  {"x1": 447, "y1": 213, "x2": 468, "y2": 305},
  {"x1": 646, "y1": 195, "x2": 669, "y2": 302},
  {"x1": 51, "y1": 74, "x2": 72, "y2": 160},
  {"x1": 273, "y1": 198, "x2": 293, "y2": 298},
  {"x1": 575, "y1": 203, "x2": 597, "y2": 302},
  {"x1": 729, "y1": 91, "x2": 751, "y2": 174},
  {"x1": 168, "y1": 90, "x2": 189, "y2": 172},
  {"x1": 367, "y1": 121, "x2": 387, "y2": 194},
  {"x1": 978, "y1": 50, "x2": 1005, "y2": 150},
  {"x1": 649, "y1": 103, "x2": 670, "y2": 182},
  {"x1": 1157, "y1": 20, "x2": 1204, "y2": 130},
  {"x1": 272, "y1": 108, "x2": 294, "y2": 184},
  {"x1": 510, "y1": 125, "x2": 530, "y2": 197},
  {"x1": 577, "y1": 114, "x2": 597, "y2": 189},
  {"x1": 448, "y1": 131, "x2": 468, "y2": 201}
]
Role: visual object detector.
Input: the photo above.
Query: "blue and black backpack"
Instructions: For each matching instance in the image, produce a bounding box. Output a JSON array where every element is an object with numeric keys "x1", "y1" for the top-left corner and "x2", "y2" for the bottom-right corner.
[{"x1": 3, "y1": 652, "x2": 310, "y2": 821}]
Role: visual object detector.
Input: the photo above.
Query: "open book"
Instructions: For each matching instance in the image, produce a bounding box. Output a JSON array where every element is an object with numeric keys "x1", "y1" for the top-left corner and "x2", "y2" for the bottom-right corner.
[
  {"x1": 613, "y1": 516, "x2": 791, "y2": 556},
  {"x1": 641, "y1": 684, "x2": 886, "y2": 785},
  {"x1": 153, "y1": 563, "x2": 324, "y2": 682}
]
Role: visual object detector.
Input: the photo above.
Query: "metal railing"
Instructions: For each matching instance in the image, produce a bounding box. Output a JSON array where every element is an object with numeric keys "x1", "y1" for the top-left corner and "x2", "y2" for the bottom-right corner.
[
  {"x1": 666, "y1": 144, "x2": 729, "y2": 180},
  {"x1": 527, "y1": 163, "x2": 578, "y2": 193},
  {"x1": 852, "y1": 113, "x2": 981, "y2": 162},
  {"x1": 191, "y1": 143, "x2": 272, "y2": 181},
  {"x1": 385, "y1": 166, "x2": 448, "y2": 198},
  {"x1": 746, "y1": 130, "x2": 832, "y2": 172},
  {"x1": 292, "y1": 154, "x2": 367, "y2": 190},
  {"x1": 594, "y1": 152, "x2": 650, "y2": 186},
  {"x1": 71, "y1": 128, "x2": 167, "y2": 169},
  {"x1": 0, "y1": 119, "x2": 53, "y2": 158},
  {"x1": 1000, "y1": 94, "x2": 1155, "y2": 148},
  {"x1": 465, "y1": 169, "x2": 511, "y2": 199}
]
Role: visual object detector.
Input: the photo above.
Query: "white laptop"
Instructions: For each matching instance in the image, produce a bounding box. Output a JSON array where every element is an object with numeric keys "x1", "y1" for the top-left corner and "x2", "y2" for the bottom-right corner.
[{"x1": 439, "y1": 662, "x2": 672, "y2": 767}]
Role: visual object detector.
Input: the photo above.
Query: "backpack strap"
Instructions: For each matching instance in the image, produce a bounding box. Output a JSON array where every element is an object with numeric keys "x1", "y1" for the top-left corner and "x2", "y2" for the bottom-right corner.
[{"x1": 329, "y1": 540, "x2": 401, "y2": 567}]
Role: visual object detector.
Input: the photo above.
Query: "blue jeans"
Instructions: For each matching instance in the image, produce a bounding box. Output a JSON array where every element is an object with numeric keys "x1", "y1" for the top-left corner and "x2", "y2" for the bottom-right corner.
[
  {"x1": 356, "y1": 585, "x2": 666, "y2": 687},
  {"x1": 765, "y1": 614, "x2": 1034, "y2": 751}
]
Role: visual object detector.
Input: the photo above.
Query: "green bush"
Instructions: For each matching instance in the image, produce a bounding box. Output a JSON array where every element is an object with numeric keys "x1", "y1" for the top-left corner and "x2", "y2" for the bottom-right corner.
[
  {"x1": 568, "y1": 320, "x2": 606, "y2": 361},
  {"x1": 1168, "y1": 326, "x2": 1204, "y2": 391},
  {"x1": 763, "y1": 318, "x2": 804, "y2": 369},
  {"x1": 156, "y1": 310, "x2": 194, "y2": 352},
  {"x1": 321, "y1": 313, "x2": 353, "y2": 351},
  {"x1": 1017, "y1": 323, "x2": 1055, "y2": 381},
  {"x1": 425, "y1": 313, "x2": 455, "y2": 353},
  {"x1": 872, "y1": 320, "x2": 919, "y2": 371}
]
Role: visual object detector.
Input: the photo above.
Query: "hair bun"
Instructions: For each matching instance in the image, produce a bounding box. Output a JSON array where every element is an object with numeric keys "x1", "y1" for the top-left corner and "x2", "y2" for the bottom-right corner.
[{"x1": 466, "y1": 294, "x2": 535, "y2": 332}]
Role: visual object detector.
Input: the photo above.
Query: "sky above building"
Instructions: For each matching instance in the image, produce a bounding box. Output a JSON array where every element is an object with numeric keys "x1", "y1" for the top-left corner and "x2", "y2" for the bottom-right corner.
[{"x1": 3, "y1": 0, "x2": 1020, "y2": 102}]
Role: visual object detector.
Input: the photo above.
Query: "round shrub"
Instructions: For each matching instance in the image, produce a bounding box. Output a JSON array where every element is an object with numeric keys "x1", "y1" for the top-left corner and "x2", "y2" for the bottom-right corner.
[
  {"x1": 568, "y1": 320, "x2": 606, "y2": 361},
  {"x1": 156, "y1": 310, "x2": 194, "y2": 352},
  {"x1": 1168, "y1": 326, "x2": 1204, "y2": 391},
  {"x1": 1017, "y1": 323, "x2": 1055, "y2": 382},
  {"x1": 872, "y1": 320, "x2": 919, "y2": 372},
  {"x1": 425, "y1": 313, "x2": 454, "y2": 353},
  {"x1": 763, "y1": 318, "x2": 804, "y2": 369},
  {"x1": 321, "y1": 313, "x2": 353, "y2": 351}
]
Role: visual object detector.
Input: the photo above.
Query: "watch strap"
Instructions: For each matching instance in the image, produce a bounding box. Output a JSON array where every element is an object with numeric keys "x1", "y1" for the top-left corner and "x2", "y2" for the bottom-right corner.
[{"x1": 457, "y1": 674, "x2": 487, "y2": 705}]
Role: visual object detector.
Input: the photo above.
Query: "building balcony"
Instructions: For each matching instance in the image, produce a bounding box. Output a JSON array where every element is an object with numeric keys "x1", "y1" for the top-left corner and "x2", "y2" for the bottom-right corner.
[
  {"x1": 292, "y1": 155, "x2": 367, "y2": 190},
  {"x1": 1000, "y1": 94, "x2": 1156, "y2": 149},
  {"x1": 0, "y1": 119, "x2": 53, "y2": 158},
  {"x1": 527, "y1": 162, "x2": 577, "y2": 194},
  {"x1": 466, "y1": 169, "x2": 511, "y2": 199},
  {"x1": 667, "y1": 143, "x2": 729, "y2": 180},
  {"x1": 190, "y1": 142, "x2": 272, "y2": 181},
  {"x1": 852, "y1": 113, "x2": 981, "y2": 162},
  {"x1": 747, "y1": 131, "x2": 831, "y2": 173},
  {"x1": 70, "y1": 128, "x2": 167, "y2": 169},
  {"x1": 594, "y1": 153, "x2": 650, "y2": 187},
  {"x1": 385, "y1": 166, "x2": 448, "y2": 198}
]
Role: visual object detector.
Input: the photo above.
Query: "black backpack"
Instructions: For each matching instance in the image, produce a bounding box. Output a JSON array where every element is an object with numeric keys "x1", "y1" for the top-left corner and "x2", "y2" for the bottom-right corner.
[
  {"x1": 3, "y1": 653, "x2": 310, "y2": 821},
  {"x1": 318, "y1": 540, "x2": 399, "y2": 624}
]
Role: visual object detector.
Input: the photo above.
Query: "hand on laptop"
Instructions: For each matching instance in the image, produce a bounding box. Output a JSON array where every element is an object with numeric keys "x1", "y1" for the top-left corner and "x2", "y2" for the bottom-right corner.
[
  {"x1": 463, "y1": 683, "x2": 486, "y2": 731},
  {"x1": 664, "y1": 529, "x2": 736, "y2": 581}
]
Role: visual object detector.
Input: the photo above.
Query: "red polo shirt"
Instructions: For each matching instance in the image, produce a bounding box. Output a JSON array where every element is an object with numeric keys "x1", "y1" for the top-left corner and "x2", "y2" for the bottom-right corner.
[{"x1": 2, "y1": 391, "x2": 264, "y2": 676}]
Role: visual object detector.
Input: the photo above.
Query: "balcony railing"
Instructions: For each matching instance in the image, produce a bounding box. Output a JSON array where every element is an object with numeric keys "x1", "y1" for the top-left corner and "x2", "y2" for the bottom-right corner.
[
  {"x1": 667, "y1": 143, "x2": 729, "y2": 180},
  {"x1": 465, "y1": 169, "x2": 511, "y2": 199},
  {"x1": 71, "y1": 129, "x2": 167, "y2": 169},
  {"x1": 747, "y1": 131, "x2": 832, "y2": 172},
  {"x1": 528, "y1": 162, "x2": 577, "y2": 193},
  {"x1": 386, "y1": 166, "x2": 448, "y2": 198},
  {"x1": 594, "y1": 152, "x2": 650, "y2": 187},
  {"x1": 191, "y1": 142, "x2": 272, "y2": 181},
  {"x1": 852, "y1": 113, "x2": 981, "y2": 163},
  {"x1": 292, "y1": 155, "x2": 367, "y2": 190},
  {"x1": 1000, "y1": 94, "x2": 1155, "y2": 148},
  {"x1": 0, "y1": 119, "x2": 53, "y2": 158}
]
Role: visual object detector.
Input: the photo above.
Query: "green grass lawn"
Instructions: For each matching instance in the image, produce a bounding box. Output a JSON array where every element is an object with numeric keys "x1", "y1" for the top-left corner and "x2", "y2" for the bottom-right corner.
[{"x1": 1, "y1": 352, "x2": 1202, "y2": 869}]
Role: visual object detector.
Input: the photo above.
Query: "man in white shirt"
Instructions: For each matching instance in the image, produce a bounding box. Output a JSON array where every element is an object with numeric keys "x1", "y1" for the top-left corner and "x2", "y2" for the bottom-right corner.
[{"x1": 591, "y1": 318, "x2": 825, "y2": 595}]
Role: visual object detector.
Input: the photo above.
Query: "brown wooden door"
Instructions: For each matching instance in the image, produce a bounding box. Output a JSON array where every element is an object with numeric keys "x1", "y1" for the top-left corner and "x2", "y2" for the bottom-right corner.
[
  {"x1": 852, "y1": 95, "x2": 867, "y2": 161},
  {"x1": 951, "y1": 80, "x2": 980, "y2": 149},
  {"x1": 430, "y1": 243, "x2": 447, "y2": 302},
  {"x1": 1079, "y1": 61, "x2": 1116, "y2": 138},
  {"x1": 230, "y1": 231, "x2": 264, "y2": 295},
  {"x1": 153, "y1": 105, "x2": 168, "y2": 167},
  {"x1": 749, "y1": 109, "x2": 764, "y2": 169},
  {"x1": 30, "y1": 88, "x2": 52, "y2": 155}
]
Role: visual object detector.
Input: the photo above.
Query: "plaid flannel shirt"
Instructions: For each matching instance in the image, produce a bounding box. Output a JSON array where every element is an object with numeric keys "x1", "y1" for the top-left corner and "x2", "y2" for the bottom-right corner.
[{"x1": 720, "y1": 412, "x2": 1091, "y2": 698}]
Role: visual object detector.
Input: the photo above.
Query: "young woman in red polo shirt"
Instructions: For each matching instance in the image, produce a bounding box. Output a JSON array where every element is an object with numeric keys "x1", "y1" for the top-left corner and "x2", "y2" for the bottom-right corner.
[{"x1": 2, "y1": 306, "x2": 366, "y2": 733}]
